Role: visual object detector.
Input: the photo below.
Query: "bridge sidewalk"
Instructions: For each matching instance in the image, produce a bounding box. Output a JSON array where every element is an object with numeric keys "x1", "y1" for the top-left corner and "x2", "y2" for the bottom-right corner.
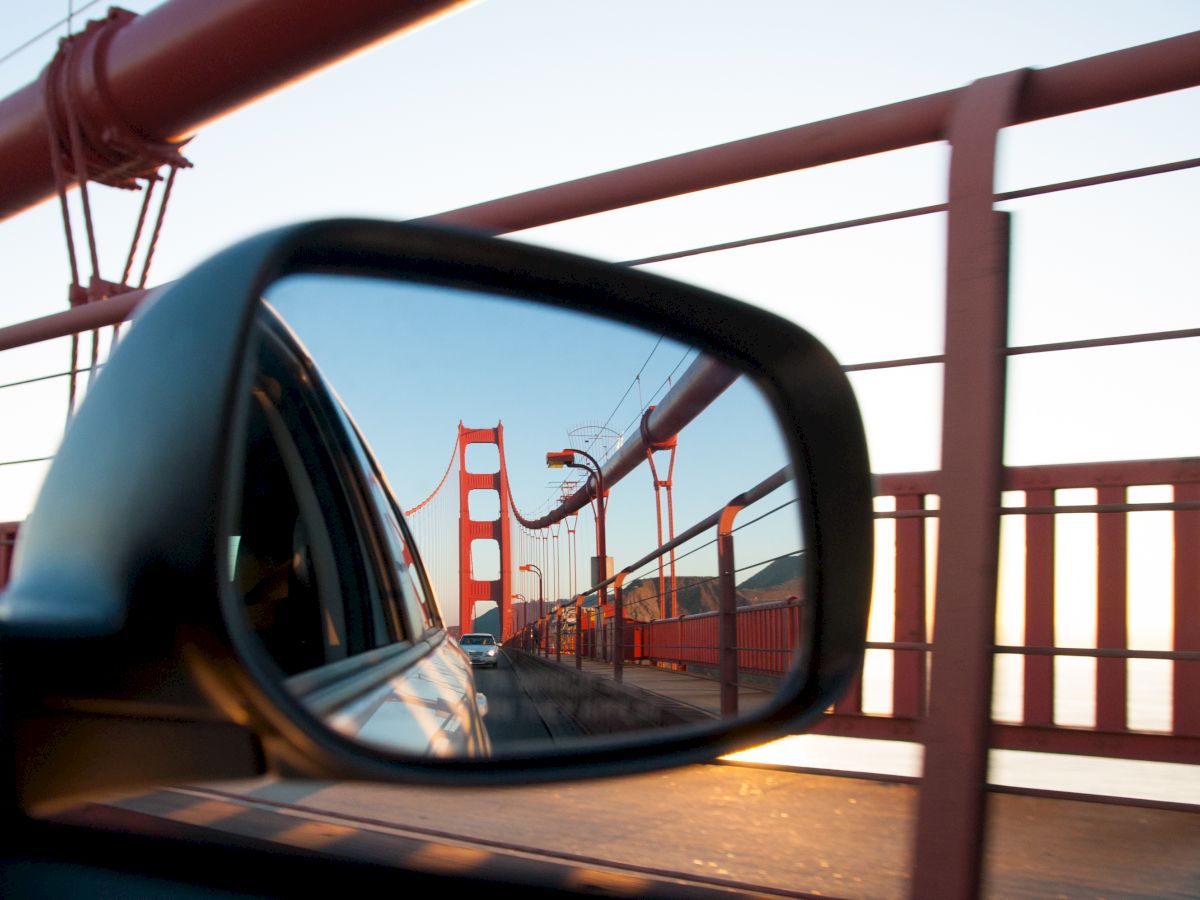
[{"x1": 544, "y1": 652, "x2": 778, "y2": 720}]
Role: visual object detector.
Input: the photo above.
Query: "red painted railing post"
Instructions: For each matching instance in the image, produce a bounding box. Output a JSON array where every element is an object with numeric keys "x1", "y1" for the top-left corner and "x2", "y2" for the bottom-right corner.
[
  {"x1": 575, "y1": 595, "x2": 583, "y2": 670},
  {"x1": 677, "y1": 614, "x2": 685, "y2": 668},
  {"x1": 893, "y1": 493, "x2": 927, "y2": 718},
  {"x1": 613, "y1": 573, "x2": 626, "y2": 683},
  {"x1": 1024, "y1": 488, "x2": 1056, "y2": 726},
  {"x1": 1096, "y1": 485, "x2": 1128, "y2": 731},
  {"x1": 912, "y1": 69, "x2": 1023, "y2": 899},
  {"x1": 717, "y1": 504, "x2": 743, "y2": 717},
  {"x1": 787, "y1": 601, "x2": 797, "y2": 672},
  {"x1": 1175, "y1": 482, "x2": 1200, "y2": 735}
]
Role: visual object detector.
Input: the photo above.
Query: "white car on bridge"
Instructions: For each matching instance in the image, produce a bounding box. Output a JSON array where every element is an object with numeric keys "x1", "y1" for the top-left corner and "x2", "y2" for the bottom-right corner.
[{"x1": 459, "y1": 633, "x2": 500, "y2": 668}]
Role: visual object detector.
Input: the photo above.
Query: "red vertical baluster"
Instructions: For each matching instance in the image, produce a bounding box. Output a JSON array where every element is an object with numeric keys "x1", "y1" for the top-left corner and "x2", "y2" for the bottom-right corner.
[
  {"x1": 1174, "y1": 482, "x2": 1200, "y2": 735},
  {"x1": 1096, "y1": 485, "x2": 1128, "y2": 731},
  {"x1": 1024, "y1": 488, "x2": 1056, "y2": 726},
  {"x1": 894, "y1": 493, "x2": 927, "y2": 718}
]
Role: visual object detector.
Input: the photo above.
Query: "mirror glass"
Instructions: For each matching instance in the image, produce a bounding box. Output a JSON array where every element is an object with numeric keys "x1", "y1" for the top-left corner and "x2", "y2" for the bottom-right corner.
[{"x1": 228, "y1": 272, "x2": 807, "y2": 758}]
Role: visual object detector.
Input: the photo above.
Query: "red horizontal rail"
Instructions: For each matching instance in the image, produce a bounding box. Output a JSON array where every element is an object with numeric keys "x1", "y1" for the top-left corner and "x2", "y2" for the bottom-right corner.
[
  {"x1": 619, "y1": 155, "x2": 1200, "y2": 269},
  {"x1": 855, "y1": 455, "x2": 1200, "y2": 763},
  {"x1": 423, "y1": 31, "x2": 1200, "y2": 235}
]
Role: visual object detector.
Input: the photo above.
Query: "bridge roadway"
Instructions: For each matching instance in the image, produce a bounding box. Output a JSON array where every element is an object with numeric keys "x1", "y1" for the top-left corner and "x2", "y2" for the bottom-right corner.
[
  {"x1": 532, "y1": 650, "x2": 779, "y2": 720},
  {"x1": 79, "y1": 763, "x2": 1200, "y2": 898},
  {"x1": 66, "y1": 651, "x2": 1200, "y2": 897},
  {"x1": 470, "y1": 652, "x2": 586, "y2": 748}
]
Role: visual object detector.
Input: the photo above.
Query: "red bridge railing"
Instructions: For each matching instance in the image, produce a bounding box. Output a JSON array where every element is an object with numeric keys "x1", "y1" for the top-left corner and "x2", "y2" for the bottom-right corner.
[
  {"x1": 512, "y1": 455, "x2": 1200, "y2": 768},
  {"x1": 633, "y1": 597, "x2": 804, "y2": 676},
  {"x1": 824, "y1": 456, "x2": 1200, "y2": 765}
]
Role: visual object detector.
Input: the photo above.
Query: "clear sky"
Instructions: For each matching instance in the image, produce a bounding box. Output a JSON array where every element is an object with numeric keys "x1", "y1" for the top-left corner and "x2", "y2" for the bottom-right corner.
[{"x1": 0, "y1": 2, "x2": 1197, "y2": 704}]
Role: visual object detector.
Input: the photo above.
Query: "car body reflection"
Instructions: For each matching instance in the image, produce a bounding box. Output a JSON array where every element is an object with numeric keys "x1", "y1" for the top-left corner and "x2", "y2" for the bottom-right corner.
[{"x1": 289, "y1": 636, "x2": 491, "y2": 758}]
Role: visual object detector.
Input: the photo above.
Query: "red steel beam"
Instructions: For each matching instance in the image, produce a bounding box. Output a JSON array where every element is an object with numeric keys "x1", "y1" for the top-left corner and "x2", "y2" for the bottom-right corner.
[
  {"x1": 427, "y1": 31, "x2": 1200, "y2": 234},
  {"x1": 874, "y1": 458, "x2": 1200, "y2": 498},
  {"x1": 0, "y1": 0, "x2": 473, "y2": 221},
  {"x1": 2, "y1": 32, "x2": 1197, "y2": 347},
  {"x1": 0, "y1": 287, "x2": 153, "y2": 352},
  {"x1": 911, "y1": 67, "x2": 1022, "y2": 898},
  {"x1": 513, "y1": 355, "x2": 739, "y2": 529}
]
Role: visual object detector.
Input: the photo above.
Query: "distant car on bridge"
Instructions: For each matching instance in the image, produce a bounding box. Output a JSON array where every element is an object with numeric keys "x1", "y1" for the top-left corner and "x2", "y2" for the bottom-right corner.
[{"x1": 459, "y1": 633, "x2": 500, "y2": 668}]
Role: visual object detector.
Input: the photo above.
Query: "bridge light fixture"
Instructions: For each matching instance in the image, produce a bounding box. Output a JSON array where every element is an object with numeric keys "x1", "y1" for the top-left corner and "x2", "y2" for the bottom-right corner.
[{"x1": 545, "y1": 450, "x2": 574, "y2": 468}]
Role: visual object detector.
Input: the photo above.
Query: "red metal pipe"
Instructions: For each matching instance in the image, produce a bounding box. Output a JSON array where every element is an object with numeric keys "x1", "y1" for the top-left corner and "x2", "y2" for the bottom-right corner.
[
  {"x1": 716, "y1": 503, "x2": 742, "y2": 717},
  {"x1": 0, "y1": 287, "x2": 152, "y2": 352},
  {"x1": 514, "y1": 355, "x2": 738, "y2": 530},
  {"x1": 2, "y1": 33, "x2": 1196, "y2": 348},
  {"x1": 0, "y1": 0, "x2": 473, "y2": 221},
  {"x1": 426, "y1": 31, "x2": 1200, "y2": 234},
  {"x1": 911, "y1": 66, "x2": 1023, "y2": 897}
]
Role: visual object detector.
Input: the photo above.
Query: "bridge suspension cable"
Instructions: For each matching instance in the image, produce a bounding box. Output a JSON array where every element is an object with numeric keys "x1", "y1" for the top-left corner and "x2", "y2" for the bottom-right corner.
[
  {"x1": 402, "y1": 433, "x2": 461, "y2": 625},
  {"x1": 403, "y1": 434, "x2": 460, "y2": 516}
]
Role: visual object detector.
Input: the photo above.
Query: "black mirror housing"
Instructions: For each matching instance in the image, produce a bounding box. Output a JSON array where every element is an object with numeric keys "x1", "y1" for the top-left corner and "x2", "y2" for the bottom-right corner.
[{"x1": 0, "y1": 220, "x2": 872, "y2": 808}]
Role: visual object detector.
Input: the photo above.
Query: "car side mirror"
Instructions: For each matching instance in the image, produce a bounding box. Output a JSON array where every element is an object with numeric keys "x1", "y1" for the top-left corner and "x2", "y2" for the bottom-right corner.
[{"x1": 0, "y1": 220, "x2": 871, "y2": 808}]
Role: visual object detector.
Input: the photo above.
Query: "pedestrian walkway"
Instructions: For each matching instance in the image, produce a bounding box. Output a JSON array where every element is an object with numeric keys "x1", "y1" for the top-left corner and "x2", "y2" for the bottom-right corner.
[{"x1": 536, "y1": 650, "x2": 779, "y2": 720}]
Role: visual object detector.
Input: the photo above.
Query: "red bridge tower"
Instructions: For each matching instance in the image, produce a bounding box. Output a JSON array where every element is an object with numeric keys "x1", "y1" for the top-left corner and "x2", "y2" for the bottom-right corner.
[{"x1": 457, "y1": 423, "x2": 513, "y2": 638}]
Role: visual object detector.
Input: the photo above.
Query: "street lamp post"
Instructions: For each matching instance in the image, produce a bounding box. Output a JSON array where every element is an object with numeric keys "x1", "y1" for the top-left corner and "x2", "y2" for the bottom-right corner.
[
  {"x1": 519, "y1": 563, "x2": 544, "y2": 654},
  {"x1": 546, "y1": 448, "x2": 607, "y2": 603},
  {"x1": 512, "y1": 593, "x2": 527, "y2": 649},
  {"x1": 547, "y1": 448, "x2": 611, "y2": 665},
  {"x1": 555, "y1": 600, "x2": 564, "y2": 663}
]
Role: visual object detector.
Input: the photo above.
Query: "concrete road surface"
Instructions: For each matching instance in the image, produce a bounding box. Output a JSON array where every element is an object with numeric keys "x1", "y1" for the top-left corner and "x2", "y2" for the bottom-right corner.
[
  {"x1": 472, "y1": 650, "x2": 585, "y2": 749},
  {"x1": 106, "y1": 764, "x2": 1200, "y2": 898}
]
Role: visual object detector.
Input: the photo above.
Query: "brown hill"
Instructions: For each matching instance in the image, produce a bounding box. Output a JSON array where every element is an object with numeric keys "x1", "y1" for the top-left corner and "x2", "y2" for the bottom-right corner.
[{"x1": 620, "y1": 553, "x2": 805, "y2": 622}]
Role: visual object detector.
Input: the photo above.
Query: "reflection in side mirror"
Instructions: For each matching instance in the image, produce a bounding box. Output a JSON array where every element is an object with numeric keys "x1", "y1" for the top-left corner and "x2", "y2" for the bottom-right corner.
[{"x1": 230, "y1": 274, "x2": 808, "y2": 758}]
